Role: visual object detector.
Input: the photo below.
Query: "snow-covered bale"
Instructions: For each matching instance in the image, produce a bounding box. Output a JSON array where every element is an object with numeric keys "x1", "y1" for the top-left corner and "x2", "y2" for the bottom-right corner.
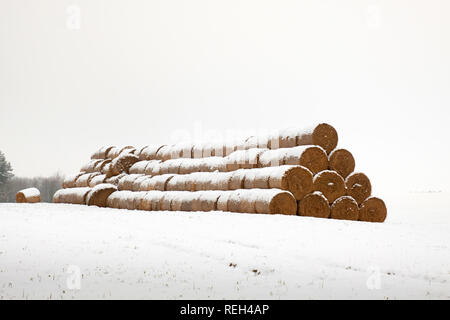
[
  {"x1": 140, "y1": 191, "x2": 164, "y2": 211},
  {"x1": 62, "y1": 172, "x2": 85, "y2": 189},
  {"x1": 141, "y1": 174, "x2": 175, "y2": 191},
  {"x1": 89, "y1": 174, "x2": 107, "y2": 187},
  {"x1": 313, "y1": 170, "x2": 346, "y2": 204},
  {"x1": 259, "y1": 146, "x2": 328, "y2": 174},
  {"x1": 226, "y1": 189, "x2": 297, "y2": 215},
  {"x1": 168, "y1": 143, "x2": 193, "y2": 159},
  {"x1": 328, "y1": 148, "x2": 355, "y2": 179},
  {"x1": 242, "y1": 166, "x2": 314, "y2": 200},
  {"x1": 80, "y1": 159, "x2": 103, "y2": 173},
  {"x1": 359, "y1": 197, "x2": 387, "y2": 223},
  {"x1": 166, "y1": 175, "x2": 192, "y2": 191},
  {"x1": 53, "y1": 187, "x2": 91, "y2": 205},
  {"x1": 86, "y1": 184, "x2": 117, "y2": 207},
  {"x1": 225, "y1": 149, "x2": 267, "y2": 171},
  {"x1": 144, "y1": 160, "x2": 162, "y2": 176},
  {"x1": 118, "y1": 174, "x2": 145, "y2": 191},
  {"x1": 261, "y1": 123, "x2": 338, "y2": 154},
  {"x1": 330, "y1": 196, "x2": 359, "y2": 220},
  {"x1": 297, "y1": 191, "x2": 330, "y2": 218},
  {"x1": 132, "y1": 176, "x2": 150, "y2": 192},
  {"x1": 75, "y1": 172, "x2": 101, "y2": 188},
  {"x1": 104, "y1": 173, "x2": 126, "y2": 186},
  {"x1": 155, "y1": 145, "x2": 172, "y2": 161},
  {"x1": 138, "y1": 145, "x2": 165, "y2": 161},
  {"x1": 110, "y1": 153, "x2": 139, "y2": 176},
  {"x1": 178, "y1": 157, "x2": 227, "y2": 174},
  {"x1": 90, "y1": 146, "x2": 115, "y2": 160},
  {"x1": 159, "y1": 159, "x2": 183, "y2": 175},
  {"x1": 228, "y1": 170, "x2": 246, "y2": 190},
  {"x1": 16, "y1": 188, "x2": 41, "y2": 203},
  {"x1": 129, "y1": 161, "x2": 150, "y2": 174},
  {"x1": 216, "y1": 192, "x2": 233, "y2": 211},
  {"x1": 193, "y1": 191, "x2": 222, "y2": 211},
  {"x1": 345, "y1": 172, "x2": 372, "y2": 205}
]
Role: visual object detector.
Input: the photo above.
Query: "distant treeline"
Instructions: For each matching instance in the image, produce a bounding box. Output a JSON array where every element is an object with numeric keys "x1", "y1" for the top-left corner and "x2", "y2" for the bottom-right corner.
[{"x1": 0, "y1": 174, "x2": 64, "y2": 203}]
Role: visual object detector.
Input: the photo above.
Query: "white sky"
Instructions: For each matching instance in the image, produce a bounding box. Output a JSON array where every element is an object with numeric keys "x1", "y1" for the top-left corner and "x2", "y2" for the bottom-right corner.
[{"x1": 1, "y1": 0, "x2": 449, "y2": 195}]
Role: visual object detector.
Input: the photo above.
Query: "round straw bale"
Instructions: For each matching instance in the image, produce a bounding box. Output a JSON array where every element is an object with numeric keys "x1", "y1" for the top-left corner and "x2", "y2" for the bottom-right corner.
[
  {"x1": 202, "y1": 143, "x2": 215, "y2": 158},
  {"x1": 129, "y1": 161, "x2": 150, "y2": 174},
  {"x1": 226, "y1": 149, "x2": 266, "y2": 171},
  {"x1": 211, "y1": 172, "x2": 233, "y2": 190},
  {"x1": 93, "y1": 159, "x2": 112, "y2": 173},
  {"x1": 106, "y1": 147, "x2": 121, "y2": 160},
  {"x1": 86, "y1": 183, "x2": 117, "y2": 207},
  {"x1": 359, "y1": 197, "x2": 387, "y2": 223},
  {"x1": 106, "y1": 191, "x2": 120, "y2": 208},
  {"x1": 53, "y1": 187, "x2": 91, "y2": 205},
  {"x1": 170, "y1": 192, "x2": 187, "y2": 211},
  {"x1": 169, "y1": 143, "x2": 193, "y2": 159},
  {"x1": 216, "y1": 192, "x2": 232, "y2": 211},
  {"x1": 199, "y1": 157, "x2": 227, "y2": 172},
  {"x1": 276, "y1": 128, "x2": 298, "y2": 149},
  {"x1": 119, "y1": 146, "x2": 136, "y2": 155},
  {"x1": 155, "y1": 145, "x2": 172, "y2": 161},
  {"x1": 105, "y1": 173, "x2": 126, "y2": 186},
  {"x1": 145, "y1": 174, "x2": 175, "y2": 191},
  {"x1": 81, "y1": 159, "x2": 103, "y2": 173},
  {"x1": 131, "y1": 192, "x2": 147, "y2": 210},
  {"x1": 139, "y1": 145, "x2": 166, "y2": 161},
  {"x1": 62, "y1": 172, "x2": 85, "y2": 189},
  {"x1": 116, "y1": 191, "x2": 134, "y2": 209},
  {"x1": 298, "y1": 191, "x2": 330, "y2": 218},
  {"x1": 16, "y1": 188, "x2": 41, "y2": 203},
  {"x1": 197, "y1": 191, "x2": 222, "y2": 211},
  {"x1": 144, "y1": 160, "x2": 162, "y2": 176},
  {"x1": 310, "y1": 123, "x2": 338, "y2": 154},
  {"x1": 178, "y1": 159, "x2": 201, "y2": 175},
  {"x1": 191, "y1": 144, "x2": 203, "y2": 159},
  {"x1": 75, "y1": 172, "x2": 100, "y2": 188},
  {"x1": 267, "y1": 165, "x2": 314, "y2": 200},
  {"x1": 330, "y1": 196, "x2": 359, "y2": 220},
  {"x1": 166, "y1": 175, "x2": 189, "y2": 191},
  {"x1": 225, "y1": 190, "x2": 243, "y2": 213},
  {"x1": 140, "y1": 191, "x2": 164, "y2": 211},
  {"x1": 89, "y1": 174, "x2": 107, "y2": 187},
  {"x1": 228, "y1": 170, "x2": 246, "y2": 190},
  {"x1": 243, "y1": 170, "x2": 270, "y2": 189},
  {"x1": 258, "y1": 149, "x2": 283, "y2": 167},
  {"x1": 225, "y1": 190, "x2": 257, "y2": 213},
  {"x1": 91, "y1": 146, "x2": 115, "y2": 160},
  {"x1": 254, "y1": 189, "x2": 297, "y2": 215},
  {"x1": 313, "y1": 170, "x2": 345, "y2": 204},
  {"x1": 118, "y1": 174, "x2": 144, "y2": 191},
  {"x1": 209, "y1": 142, "x2": 225, "y2": 157},
  {"x1": 101, "y1": 162, "x2": 113, "y2": 177},
  {"x1": 108, "y1": 146, "x2": 135, "y2": 160},
  {"x1": 111, "y1": 153, "x2": 139, "y2": 176},
  {"x1": 329, "y1": 148, "x2": 355, "y2": 179},
  {"x1": 160, "y1": 192, "x2": 175, "y2": 211},
  {"x1": 159, "y1": 159, "x2": 183, "y2": 175},
  {"x1": 284, "y1": 146, "x2": 328, "y2": 175},
  {"x1": 132, "y1": 175, "x2": 150, "y2": 192},
  {"x1": 191, "y1": 173, "x2": 213, "y2": 191},
  {"x1": 345, "y1": 172, "x2": 372, "y2": 205}
]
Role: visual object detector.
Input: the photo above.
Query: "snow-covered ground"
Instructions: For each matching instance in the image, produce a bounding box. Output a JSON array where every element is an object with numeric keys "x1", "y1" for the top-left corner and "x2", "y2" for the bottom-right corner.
[{"x1": 0, "y1": 192, "x2": 449, "y2": 299}]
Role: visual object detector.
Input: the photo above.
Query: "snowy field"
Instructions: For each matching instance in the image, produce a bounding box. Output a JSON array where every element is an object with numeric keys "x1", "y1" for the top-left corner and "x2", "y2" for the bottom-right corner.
[{"x1": 0, "y1": 192, "x2": 449, "y2": 300}]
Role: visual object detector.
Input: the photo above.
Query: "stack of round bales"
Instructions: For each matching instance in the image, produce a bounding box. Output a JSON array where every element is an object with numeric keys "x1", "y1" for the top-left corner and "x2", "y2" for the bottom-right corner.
[{"x1": 53, "y1": 124, "x2": 386, "y2": 222}]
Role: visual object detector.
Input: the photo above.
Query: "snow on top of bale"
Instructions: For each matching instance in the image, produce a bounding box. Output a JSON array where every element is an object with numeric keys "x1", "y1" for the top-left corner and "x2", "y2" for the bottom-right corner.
[{"x1": 18, "y1": 187, "x2": 40, "y2": 197}]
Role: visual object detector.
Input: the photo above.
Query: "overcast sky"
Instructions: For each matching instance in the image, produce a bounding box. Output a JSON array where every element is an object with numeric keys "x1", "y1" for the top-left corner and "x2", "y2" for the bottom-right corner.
[{"x1": 1, "y1": 0, "x2": 449, "y2": 195}]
